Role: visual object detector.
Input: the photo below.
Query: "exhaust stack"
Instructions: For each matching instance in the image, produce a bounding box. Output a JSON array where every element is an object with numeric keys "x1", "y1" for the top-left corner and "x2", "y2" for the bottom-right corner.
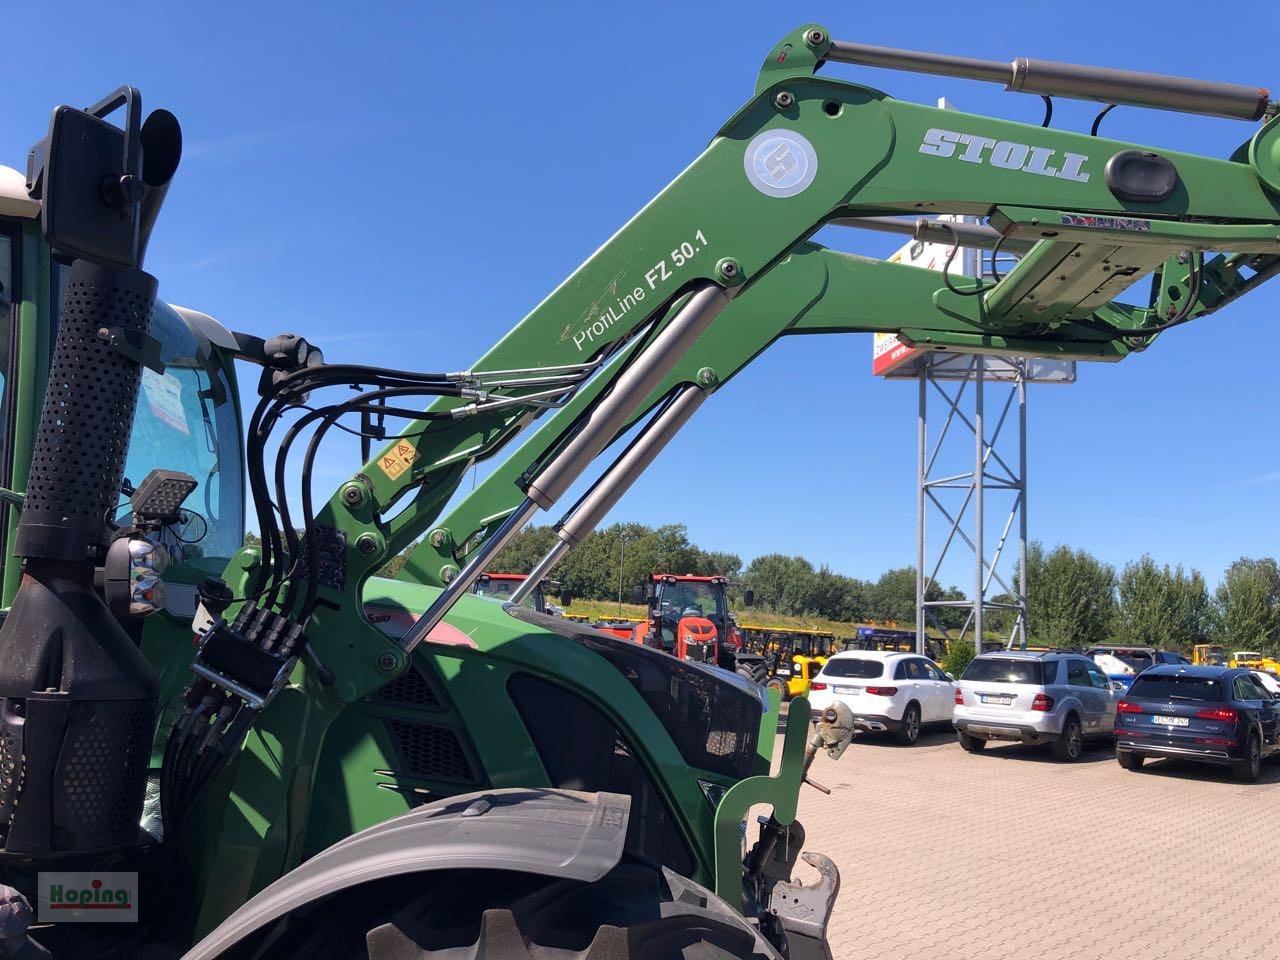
[{"x1": 0, "y1": 90, "x2": 180, "y2": 858}]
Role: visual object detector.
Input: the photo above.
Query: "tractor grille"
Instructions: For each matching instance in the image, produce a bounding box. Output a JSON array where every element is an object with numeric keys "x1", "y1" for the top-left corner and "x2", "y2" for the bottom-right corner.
[
  {"x1": 386, "y1": 720, "x2": 478, "y2": 784},
  {"x1": 369, "y1": 664, "x2": 443, "y2": 710}
]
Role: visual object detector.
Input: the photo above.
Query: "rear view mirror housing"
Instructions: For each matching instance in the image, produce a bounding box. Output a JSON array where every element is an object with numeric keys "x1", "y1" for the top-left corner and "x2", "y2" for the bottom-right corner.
[
  {"x1": 631, "y1": 584, "x2": 645, "y2": 605},
  {"x1": 28, "y1": 87, "x2": 181, "y2": 270},
  {"x1": 558, "y1": 588, "x2": 572, "y2": 609},
  {"x1": 743, "y1": 588, "x2": 755, "y2": 608}
]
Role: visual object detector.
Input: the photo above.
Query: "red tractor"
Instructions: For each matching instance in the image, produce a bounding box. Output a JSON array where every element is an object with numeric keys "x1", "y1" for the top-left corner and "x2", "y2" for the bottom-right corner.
[
  {"x1": 595, "y1": 574, "x2": 767, "y2": 683},
  {"x1": 469, "y1": 572, "x2": 566, "y2": 616}
]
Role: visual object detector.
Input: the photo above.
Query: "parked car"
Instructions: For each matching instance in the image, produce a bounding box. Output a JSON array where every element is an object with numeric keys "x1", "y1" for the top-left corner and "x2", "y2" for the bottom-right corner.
[
  {"x1": 953, "y1": 651, "x2": 1121, "y2": 761},
  {"x1": 1087, "y1": 645, "x2": 1190, "y2": 690},
  {"x1": 807, "y1": 651, "x2": 955, "y2": 746},
  {"x1": 1251, "y1": 670, "x2": 1280, "y2": 698},
  {"x1": 1114, "y1": 666, "x2": 1280, "y2": 782}
]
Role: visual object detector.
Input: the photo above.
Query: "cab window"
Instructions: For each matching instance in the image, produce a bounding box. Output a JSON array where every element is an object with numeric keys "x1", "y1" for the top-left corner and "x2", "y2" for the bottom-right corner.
[{"x1": 117, "y1": 305, "x2": 243, "y2": 561}]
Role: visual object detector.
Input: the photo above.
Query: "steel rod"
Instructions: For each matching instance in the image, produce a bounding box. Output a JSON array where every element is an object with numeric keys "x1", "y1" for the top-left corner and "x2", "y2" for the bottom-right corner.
[
  {"x1": 825, "y1": 39, "x2": 1272, "y2": 121},
  {"x1": 526, "y1": 284, "x2": 728, "y2": 509}
]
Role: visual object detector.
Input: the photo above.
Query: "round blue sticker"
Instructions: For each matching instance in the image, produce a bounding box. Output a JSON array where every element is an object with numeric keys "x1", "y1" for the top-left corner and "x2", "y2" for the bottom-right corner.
[{"x1": 743, "y1": 130, "x2": 818, "y2": 198}]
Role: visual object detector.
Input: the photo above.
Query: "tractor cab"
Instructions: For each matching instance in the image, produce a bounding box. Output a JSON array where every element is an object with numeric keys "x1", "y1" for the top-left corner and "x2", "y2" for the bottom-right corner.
[
  {"x1": 623, "y1": 573, "x2": 764, "y2": 682},
  {"x1": 469, "y1": 572, "x2": 566, "y2": 615}
]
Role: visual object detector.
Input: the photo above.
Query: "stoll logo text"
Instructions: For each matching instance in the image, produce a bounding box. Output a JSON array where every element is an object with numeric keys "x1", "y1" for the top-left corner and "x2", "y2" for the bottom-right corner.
[
  {"x1": 38, "y1": 872, "x2": 138, "y2": 923},
  {"x1": 918, "y1": 127, "x2": 1090, "y2": 183}
]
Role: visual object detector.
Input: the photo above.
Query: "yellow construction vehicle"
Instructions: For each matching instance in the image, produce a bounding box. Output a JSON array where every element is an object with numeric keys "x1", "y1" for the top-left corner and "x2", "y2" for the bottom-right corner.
[
  {"x1": 1193, "y1": 644, "x2": 1228, "y2": 666},
  {"x1": 1229, "y1": 650, "x2": 1280, "y2": 671}
]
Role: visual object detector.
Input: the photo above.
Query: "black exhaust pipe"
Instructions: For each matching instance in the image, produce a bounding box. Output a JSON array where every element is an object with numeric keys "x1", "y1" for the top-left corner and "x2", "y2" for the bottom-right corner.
[{"x1": 0, "y1": 94, "x2": 180, "y2": 858}]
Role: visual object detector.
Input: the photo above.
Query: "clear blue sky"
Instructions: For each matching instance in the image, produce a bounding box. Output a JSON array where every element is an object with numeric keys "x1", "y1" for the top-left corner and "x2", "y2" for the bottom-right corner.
[{"x1": 4, "y1": 1, "x2": 1278, "y2": 590}]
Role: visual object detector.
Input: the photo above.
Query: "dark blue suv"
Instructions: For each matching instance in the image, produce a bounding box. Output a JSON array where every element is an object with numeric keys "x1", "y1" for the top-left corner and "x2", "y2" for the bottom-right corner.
[{"x1": 1114, "y1": 666, "x2": 1280, "y2": 782}]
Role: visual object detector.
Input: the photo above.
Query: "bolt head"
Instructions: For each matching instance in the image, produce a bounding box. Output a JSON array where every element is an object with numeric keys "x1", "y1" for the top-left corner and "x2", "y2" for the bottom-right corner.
[
  {"x1": 716, "y1": 258, "x2": 743, "y2": 285},
  {"x1": 697, "y1": 367, "x2": 716, "y2": 386},
  {"x1": 440, "y1": 565, "x2": 458, "y2": 584},
  {"x1": 377, "y1": 652, "x2": 398, "y2": 672},
  {"x1": 429, "y1": 529, "x2": 447, "y2": 548},
  {"x1": 774, "y1": 91, "x2": 795, "y2": 109},
  {"x1": 342, "y1": 486, "x2": 363, "y2": 506},
  {"x1": 805, "y1": 28, "x2": 826, "y2": 47},
  {"x1": 356, "y1": 533, "x2": 379, "y2": 555}
]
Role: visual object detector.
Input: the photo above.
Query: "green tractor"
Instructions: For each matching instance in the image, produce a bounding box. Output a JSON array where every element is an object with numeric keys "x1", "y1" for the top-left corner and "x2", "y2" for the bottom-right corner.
[{"x1": 0, "y1": 20, "x2": 1278, "y2": 960}]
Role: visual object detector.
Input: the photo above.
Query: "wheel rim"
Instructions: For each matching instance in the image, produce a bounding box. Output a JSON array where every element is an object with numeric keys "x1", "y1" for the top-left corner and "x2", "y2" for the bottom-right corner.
[
  {"x1": 1067, "y1": 723, "x2": 1082, "y2": 758},
  {"x1": 906, "y1": 709, "x2": 919, "y2": 740},
  {"x1": 1250, "y1": 739, "x2": 1261, "y2": 776}
]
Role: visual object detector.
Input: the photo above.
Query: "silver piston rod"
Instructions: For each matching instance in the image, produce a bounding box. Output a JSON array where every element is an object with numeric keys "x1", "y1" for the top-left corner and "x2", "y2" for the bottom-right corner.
[
  {"x1": 398, "y1": 283, "x2": 729, "y2": 653},
  {"x1": 824, "y1": 39, "x2": 1274, "y2": 122},
  {"x1": 830, "y1": 216, "x2": 1038, "y2": 254},
  {"x1": 512, "y1": 383, "x2": 707, "y2": 604}
]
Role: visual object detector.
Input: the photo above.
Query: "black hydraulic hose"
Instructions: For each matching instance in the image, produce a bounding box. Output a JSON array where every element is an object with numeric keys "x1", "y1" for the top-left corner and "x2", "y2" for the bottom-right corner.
[
  {"x1": 272, "y1": 386, "x2": 463, "y2": 618},
  {"x1": 938, "y1": 221, "x2": 991, "y2": 297},
  {"x1": 246, "y1": 393, "x2": 284, "y2": 599}
]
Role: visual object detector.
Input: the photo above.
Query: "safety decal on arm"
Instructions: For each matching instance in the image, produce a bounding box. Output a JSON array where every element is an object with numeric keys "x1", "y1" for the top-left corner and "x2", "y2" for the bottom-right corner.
[{"x1": 377, "y1": 440, "x2": 419, "y2": 480}]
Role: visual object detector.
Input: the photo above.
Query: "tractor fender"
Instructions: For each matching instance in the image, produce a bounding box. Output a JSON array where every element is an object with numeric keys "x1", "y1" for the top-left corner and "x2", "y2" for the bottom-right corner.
[{"x1": 182, "y1": 788, "x2": 630, "y2": 960}]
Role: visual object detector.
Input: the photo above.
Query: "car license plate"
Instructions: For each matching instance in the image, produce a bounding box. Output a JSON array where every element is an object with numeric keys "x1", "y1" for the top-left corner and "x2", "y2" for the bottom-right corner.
[
  {"x1": 833, "y1": 686, "x2": 862, "y2": 695},
  {"x1": 1152, "y1": 716, "x2": 1189, "y2": 727},
  {"x1": 980, "y1": 695, "x2": 1014, "y2": 706}
]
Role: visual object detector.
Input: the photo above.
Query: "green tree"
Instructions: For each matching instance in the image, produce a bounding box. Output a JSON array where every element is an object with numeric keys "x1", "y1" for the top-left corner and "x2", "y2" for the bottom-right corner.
[
  {"x1": 868, "y1": 567, "x2": 916, "y2": 625},
  {"x1": 744, "y1": 553, "x2": 818, "y2": 615},
  {"x1": 1215, "y1": 557, "x2": 1280, "y2": 654},
  {"x1": 1022, "y1": 541, "x2": 1117, "y2": 648},
  {"x1": 1114, "y1": 555, "x2": 1212, "y2": 651},
  {"x1": 941, "y1": 639, "x2": 976, "y2": 678}
]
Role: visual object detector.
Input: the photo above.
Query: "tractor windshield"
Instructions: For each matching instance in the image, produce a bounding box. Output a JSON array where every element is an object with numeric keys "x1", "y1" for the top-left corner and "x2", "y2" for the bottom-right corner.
[
  {"x1": 119, "y1": 303, "x2": 244, "y2": 561},
  {"x1": 656, "y1": 580, "x2": 723, "y2": 619}
]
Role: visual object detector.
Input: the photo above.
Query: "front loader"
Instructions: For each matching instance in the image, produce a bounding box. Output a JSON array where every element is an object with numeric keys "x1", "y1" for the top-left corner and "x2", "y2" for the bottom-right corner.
[{"x1": 0, "y1": 21, "x2": 1278, "y2": 960}]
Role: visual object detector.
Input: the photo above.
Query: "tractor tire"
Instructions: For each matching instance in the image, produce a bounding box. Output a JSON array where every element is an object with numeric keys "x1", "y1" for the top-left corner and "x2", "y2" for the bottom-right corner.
[
  {"x1": 737, "y1": 663, "x2": 768, "y2": 686},
  {"x1": 248, "y1": 859, "x2": 782, "y2": 960},
  {"x1": 765, "y1": 678, "x2": 788, "y2": 702}
]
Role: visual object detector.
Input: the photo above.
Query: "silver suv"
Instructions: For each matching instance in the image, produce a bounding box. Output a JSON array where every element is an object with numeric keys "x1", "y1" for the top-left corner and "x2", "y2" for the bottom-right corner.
[{"x1": 953, "y1": 651, "x2": 1121, "y2": 761}]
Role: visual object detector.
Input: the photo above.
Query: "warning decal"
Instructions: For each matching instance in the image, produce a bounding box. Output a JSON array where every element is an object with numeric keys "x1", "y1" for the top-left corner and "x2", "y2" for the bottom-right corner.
[{"x1": 378, "y1": 440, "x2": 419, "y2": 480}]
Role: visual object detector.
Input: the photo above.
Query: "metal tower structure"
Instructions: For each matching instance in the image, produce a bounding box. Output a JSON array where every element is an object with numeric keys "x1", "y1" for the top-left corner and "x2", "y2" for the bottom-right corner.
[{"x1": 873, "y1": 212, "x2": 1074, "y2": 657}]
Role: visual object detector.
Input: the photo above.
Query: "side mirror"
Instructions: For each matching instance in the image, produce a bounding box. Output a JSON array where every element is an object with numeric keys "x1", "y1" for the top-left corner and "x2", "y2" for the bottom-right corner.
[
  {"x1": 946, "y1": 672, "x2": 956, "y2": 683},
  {"x1": 743, "y1": 588, "x2": 755, "y2": 608},
  {"x1": 30, "y1": 88, "x2": 181, "y2": 269},
  {"x1": 1110, "y1": 681, "x2": 1127, "y2": 693},
  {"x1": 558, "y1": 589, "x2": 572, "y2": 609},
  {"x1": 631, "y1": 584, "x2": 645, "y2": 605}
]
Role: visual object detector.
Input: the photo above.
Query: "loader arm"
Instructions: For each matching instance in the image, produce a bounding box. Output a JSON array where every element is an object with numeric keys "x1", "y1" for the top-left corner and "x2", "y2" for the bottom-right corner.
[{"x1": 321, "y1": 22, "x2": 1280, "y2": 607}]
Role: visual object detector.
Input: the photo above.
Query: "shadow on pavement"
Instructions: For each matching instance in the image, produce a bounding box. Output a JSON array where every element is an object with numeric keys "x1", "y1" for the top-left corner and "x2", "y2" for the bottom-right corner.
[
  {"x1": 1122, "y1": 755, "x2": 1280, "y2": 785},
  {"x1": 948, "y1": 738, "x2": 1116, "y2": 764}
]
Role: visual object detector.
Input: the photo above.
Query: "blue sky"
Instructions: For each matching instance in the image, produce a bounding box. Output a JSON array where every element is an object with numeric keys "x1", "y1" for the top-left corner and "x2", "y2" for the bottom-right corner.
[{"x1": 4, "y1": 1, "x2": 1278, "y2": 590}]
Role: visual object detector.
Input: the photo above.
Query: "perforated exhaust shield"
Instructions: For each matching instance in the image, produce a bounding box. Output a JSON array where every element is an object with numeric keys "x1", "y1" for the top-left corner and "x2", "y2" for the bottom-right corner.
[
  {"x1": 16, "y1": 261, "x2": 157, "y2": 563},
  {"x1": 0, "y1": 259, "x2": 159, "y2": 858}
]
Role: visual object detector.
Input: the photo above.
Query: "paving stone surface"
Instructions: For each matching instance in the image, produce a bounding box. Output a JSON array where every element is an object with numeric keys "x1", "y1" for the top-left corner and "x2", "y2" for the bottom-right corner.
[{"x1": 774, "y1": 722, "x2": 1279, "y2": 960}]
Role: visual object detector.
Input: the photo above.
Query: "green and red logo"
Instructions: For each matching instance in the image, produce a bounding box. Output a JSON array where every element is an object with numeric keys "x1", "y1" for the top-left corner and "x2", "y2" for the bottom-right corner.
[{"x1": 38, "y1": 872, "x2": 137, "y2": 923}]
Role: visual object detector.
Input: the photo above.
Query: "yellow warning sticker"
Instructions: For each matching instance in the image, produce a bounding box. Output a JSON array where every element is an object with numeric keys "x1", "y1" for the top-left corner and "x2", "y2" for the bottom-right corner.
[{"x1": 378, "y1": 440, "x2": 419, "y2": 480}]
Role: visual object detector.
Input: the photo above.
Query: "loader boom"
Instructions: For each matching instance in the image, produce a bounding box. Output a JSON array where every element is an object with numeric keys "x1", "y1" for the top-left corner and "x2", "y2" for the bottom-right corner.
[{"x1": 365, "y1": 23, "x2": 1280, "y2": 594}]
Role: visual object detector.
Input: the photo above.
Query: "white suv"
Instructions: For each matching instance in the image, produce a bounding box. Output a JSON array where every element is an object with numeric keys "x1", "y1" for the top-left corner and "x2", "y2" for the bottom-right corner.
[
  {"x1": 807, "y1": 651, "x2": 956, "y2": 746},
  {"x1": 953, "y1": 651, "x2": 1120, "y2": 760}
]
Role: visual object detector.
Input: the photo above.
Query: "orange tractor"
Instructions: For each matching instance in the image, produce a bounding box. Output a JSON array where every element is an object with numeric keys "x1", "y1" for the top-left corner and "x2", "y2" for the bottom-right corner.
[{"x1": 594, "y1": 574, "x2": 768, "y2": 683}]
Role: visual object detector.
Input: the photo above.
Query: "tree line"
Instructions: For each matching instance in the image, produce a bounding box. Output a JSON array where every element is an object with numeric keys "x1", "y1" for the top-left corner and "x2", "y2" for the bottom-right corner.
[
  {"x1": 487, "y1": 524, "x2": 1280, "y2": 653},
  {"x1": 263, "y1": 520, "x2": 1280, "y2": 654},
  {"x1": 1008, "y1": 544, "x2": 1280, "y2": 655}
]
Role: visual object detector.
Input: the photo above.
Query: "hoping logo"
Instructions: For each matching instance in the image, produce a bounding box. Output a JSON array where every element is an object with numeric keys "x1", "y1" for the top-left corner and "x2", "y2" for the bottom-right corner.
[
  {"x1": 38, "y1": 872, "x2": 138, "y2": 923},
  {"x1": 744, "y1": 131, "x2": 818, "y2": 198}
]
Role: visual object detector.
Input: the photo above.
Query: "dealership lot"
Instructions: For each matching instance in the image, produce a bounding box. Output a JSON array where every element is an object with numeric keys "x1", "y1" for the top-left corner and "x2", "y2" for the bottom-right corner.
[{"x1": 785, "y1": 725, "x2": 1280, "y2": 960}]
